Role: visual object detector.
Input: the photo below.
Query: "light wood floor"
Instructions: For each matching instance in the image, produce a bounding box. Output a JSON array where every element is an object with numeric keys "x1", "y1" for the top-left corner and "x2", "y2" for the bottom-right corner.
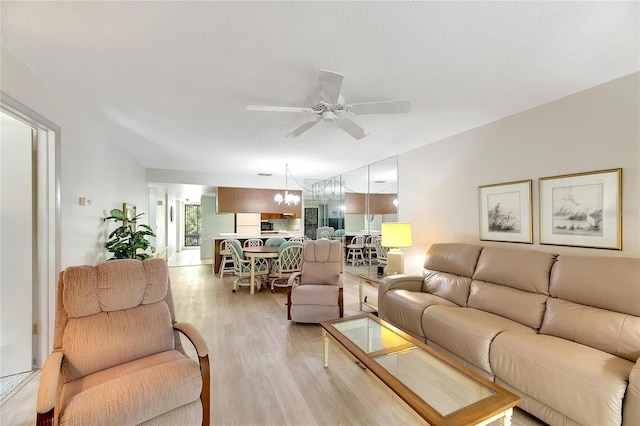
[{"x1": 0, "y1": 264, "x2": 546, "y2": 425}]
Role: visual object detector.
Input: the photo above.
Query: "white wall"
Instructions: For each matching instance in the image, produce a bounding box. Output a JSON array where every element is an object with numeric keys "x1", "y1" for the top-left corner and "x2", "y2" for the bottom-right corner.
[
  {"x1": 1, "y1": 46, "x2": 148, "y2": 268},
  {"x1": 200, "y1": 195, "x2": 235, "y2": 259},
  {"x1": 399, "y1": 72, "x2": 640, "y2": 274}
]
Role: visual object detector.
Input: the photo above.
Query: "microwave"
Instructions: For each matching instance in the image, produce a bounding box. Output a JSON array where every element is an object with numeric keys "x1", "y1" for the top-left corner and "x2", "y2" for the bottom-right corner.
[{"x1": 261, "y1": 221, "x2": 274, "y2": 231}]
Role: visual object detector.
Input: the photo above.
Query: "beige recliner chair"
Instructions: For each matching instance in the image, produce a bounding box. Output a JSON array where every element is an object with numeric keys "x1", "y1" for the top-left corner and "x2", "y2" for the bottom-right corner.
[
  {"x1": 36, "y1": 258, "x2": 210, "y2": 426},
  {"x1": 287, "y1": 239, "x2": 344, "y2": 323}
]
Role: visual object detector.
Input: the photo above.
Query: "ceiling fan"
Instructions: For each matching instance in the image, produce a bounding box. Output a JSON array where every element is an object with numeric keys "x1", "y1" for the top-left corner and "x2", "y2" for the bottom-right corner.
[{"x1": 246, "y1": 69, "x2": 411, "y2": 140}]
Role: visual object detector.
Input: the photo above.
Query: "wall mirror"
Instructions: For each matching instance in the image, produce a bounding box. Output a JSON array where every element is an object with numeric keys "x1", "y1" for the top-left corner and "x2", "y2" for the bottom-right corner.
[{"x1": 303, "y1": 156, "x2": 398, "y2": 275}]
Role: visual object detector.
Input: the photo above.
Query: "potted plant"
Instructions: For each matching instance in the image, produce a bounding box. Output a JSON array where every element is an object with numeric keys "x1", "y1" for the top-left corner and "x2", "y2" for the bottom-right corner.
[{"x1": 105, "y1": 208, "x2": 156, "y2": 260}]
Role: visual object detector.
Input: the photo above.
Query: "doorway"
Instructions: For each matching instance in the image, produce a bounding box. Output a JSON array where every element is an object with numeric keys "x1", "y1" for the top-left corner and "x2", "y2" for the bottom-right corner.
[
  {"x1": 0, "y1": 113, "x2": 34, "y2": 394},
  {"x1": 0, "y1": 94, "x2": 61, "y2": 398}
]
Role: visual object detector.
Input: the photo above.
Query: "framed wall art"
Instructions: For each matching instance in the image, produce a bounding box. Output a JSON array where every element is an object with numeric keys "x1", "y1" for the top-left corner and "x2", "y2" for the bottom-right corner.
[
  {"x1": 478, "y1": 180, "x2": 533, "y2": 244},
  {"x1": 539, "y1": 168, "x2": 621, "y2": 250}
]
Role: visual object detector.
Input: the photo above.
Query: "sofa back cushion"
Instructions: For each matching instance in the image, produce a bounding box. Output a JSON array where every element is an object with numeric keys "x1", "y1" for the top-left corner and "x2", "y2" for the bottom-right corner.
[
  {"x1": 60, "y1": 259, "x2": 175, "y2": 382},
  {"x1": 549, "y1": 255, "x2": 640, "y2": 315},
  {"x1": 541, "y1": 255, "x2": 640, "y2": 362},
  {"x1": 300, "y1": 239, "x2": 343, "y2": 285},
  {"x1": 468, "y1": 247, "x2": 557, "y2": 329},
  {"x1": 421, "y1": 243, "x2": 483, "y2": 307}
]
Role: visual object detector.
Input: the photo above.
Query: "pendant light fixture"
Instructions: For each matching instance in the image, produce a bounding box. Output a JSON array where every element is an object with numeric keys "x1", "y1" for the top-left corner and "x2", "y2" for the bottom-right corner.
[{"x1": 274, "y1": 164, "x2": 300, "y2": 205}]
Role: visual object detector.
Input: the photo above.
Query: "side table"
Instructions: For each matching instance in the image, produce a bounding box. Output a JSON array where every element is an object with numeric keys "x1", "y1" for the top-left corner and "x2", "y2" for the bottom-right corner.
[{"x1": 355, "y1": 273, "x2": 384, "y2": 312}]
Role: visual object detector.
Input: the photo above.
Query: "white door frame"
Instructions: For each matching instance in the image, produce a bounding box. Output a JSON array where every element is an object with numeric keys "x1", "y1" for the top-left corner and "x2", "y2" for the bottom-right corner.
[{"x1": 1, "y1": 92, "x2": 61, "y2": 368}]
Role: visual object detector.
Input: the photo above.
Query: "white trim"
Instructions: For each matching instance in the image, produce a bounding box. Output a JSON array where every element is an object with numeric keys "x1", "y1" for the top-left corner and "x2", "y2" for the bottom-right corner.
[{"x1": 1, "y1": 92, "x2": 61, "y2": 367}]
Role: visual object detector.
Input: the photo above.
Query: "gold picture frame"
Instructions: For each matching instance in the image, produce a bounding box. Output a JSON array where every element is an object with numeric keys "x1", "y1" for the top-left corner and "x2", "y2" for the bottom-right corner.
[
  {"x1": 478, "y1": 180, "x2": 533, "y2": 244},
  {"x1": 539, "y1": 168, "x2": 622, "y2": 250}
]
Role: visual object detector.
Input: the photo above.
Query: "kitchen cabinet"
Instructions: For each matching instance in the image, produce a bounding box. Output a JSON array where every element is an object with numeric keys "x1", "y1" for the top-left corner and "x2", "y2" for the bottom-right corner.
[
  {"x1": 260, "y1": 213, "x2": 301, "y2": 220},
  {"x1": 217, "y1": 186, "x2": 302, "y2": 215}
]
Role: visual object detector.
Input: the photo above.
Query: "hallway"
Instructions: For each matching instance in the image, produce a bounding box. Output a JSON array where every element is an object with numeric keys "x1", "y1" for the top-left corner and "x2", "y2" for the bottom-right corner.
[{"x1": 167, "y1": 247, "x2": 212, "y2": 268}]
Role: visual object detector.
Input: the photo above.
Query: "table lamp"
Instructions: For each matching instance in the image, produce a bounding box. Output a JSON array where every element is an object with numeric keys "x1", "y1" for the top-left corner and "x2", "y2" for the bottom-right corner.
[{"x1": 381, "y1": 222, "x2": 412, "y2": 275}]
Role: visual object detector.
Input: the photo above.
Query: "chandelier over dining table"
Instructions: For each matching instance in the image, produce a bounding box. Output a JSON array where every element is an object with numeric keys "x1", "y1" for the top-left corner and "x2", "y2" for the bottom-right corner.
[{"x1": 274, "y1": 164, "x2": 300, "y2": 205}]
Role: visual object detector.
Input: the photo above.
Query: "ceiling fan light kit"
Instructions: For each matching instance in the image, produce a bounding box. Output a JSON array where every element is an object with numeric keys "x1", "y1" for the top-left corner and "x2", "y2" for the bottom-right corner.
[{"x1": 247, "y1": 69, "x2": 411, "y2": 139}]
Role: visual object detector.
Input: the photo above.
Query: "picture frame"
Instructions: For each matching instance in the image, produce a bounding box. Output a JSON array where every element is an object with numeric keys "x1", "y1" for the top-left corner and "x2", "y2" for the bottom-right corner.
[
  {"x1": 478, "y1": 180, "x2": 533, "y2": 244},
  {"x1": 539, "y1": 168, "x2": 622, "y2": 250}
]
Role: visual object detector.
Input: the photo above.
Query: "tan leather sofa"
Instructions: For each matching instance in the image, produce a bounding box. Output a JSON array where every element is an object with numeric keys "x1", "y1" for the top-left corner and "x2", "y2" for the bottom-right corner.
[{"x1": 378, "y1": 243, "x2": 640, "y2": 426}]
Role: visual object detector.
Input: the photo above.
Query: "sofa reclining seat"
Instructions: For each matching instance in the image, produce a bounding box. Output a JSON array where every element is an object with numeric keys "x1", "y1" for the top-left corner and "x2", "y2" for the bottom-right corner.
[{"x1": 36, "y1": 258, "x2": 210, "y2": 426}]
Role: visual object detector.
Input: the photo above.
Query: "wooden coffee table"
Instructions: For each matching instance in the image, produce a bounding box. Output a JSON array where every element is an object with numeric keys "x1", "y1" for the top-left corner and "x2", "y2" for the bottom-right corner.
[{"x1": 321, "y1": 313, "x2": 521, "y2": 425}]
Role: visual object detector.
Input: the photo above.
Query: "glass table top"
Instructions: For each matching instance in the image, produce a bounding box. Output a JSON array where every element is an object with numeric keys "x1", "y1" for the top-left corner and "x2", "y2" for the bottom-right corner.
[{"x1": 327, "y1": 315, "x2": 498, "y2": 417}]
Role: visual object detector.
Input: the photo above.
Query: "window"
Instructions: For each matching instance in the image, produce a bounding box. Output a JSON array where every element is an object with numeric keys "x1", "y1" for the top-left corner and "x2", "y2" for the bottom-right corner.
[{"x1": 184, "y1": 204, "x2": 201, "y2": 247}]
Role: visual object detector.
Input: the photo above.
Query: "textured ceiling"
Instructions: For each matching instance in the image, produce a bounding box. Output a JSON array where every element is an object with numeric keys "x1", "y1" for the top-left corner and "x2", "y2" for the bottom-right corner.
[{"x1": 1, "y1": 1, "x2": 638, "y2": 194}]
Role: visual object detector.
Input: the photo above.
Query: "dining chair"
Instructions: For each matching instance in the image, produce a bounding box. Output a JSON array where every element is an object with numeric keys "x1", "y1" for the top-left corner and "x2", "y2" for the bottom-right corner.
[
  {"x1": 269, "y1": 241, "x2": 303, "y2": 292},
  {"x1": 218, "y1": 239, "x2": 237, "y2": 278},
  {"x1": 229, "y1": 240, "x2": 269, "y2": 292},
  {"x1": 319, "y1": 230, "x2": 332, "y2": 240},
  {"x1": 346, "y1": 235, "x2": 366, "y2": 266},
  {"x1": 243, "y1": 238, "x2": 264, "y2": 247},
  {"x1": 287, "y1": 237, "x2": 305, "y2": 243},
  {"x1": 373, "y1": 236, "x2": 388, "y2": 266},
  {"x1": 363, "y1": 235, "x2": 376, "y2": 264},
  {"x1": 265, "y1": 236, "x2": 287, "y2": 246}
]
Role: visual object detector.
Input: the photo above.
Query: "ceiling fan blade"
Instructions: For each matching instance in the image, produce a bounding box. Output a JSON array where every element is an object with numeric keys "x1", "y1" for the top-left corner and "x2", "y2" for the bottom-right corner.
[
  {"x1": 336, "y1": 119, "x2": 369, "y2": 140},
  {"x1": 346, "y1": 99, "x2": 412, "y2": 115},
  {"x1": 247, "y1": 105, "x2": 316, "y2": 113},
  {"x1": 286, "y1": 120, "x2": 319, "y2": 138},
  {"x1": 318, "y1": 69, "x2": 344, "y2": 105}
]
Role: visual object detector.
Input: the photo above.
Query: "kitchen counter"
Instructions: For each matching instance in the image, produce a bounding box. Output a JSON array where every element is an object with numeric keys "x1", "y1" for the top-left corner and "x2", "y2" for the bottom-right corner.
[
  {"x1": 212, "y1": 232, "x2": 304, "y2": 273},
  {"x1": 215, "y1": 231, "x2": 303, "y2": 239}
]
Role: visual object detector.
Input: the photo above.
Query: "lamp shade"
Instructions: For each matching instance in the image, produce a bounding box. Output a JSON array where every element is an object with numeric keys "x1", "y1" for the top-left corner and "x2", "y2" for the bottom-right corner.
[{"x1": 381, "y1": 223, "x2": 412, "y2": 248}]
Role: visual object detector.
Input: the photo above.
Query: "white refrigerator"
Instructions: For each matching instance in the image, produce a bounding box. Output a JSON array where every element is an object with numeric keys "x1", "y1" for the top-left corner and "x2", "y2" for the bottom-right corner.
[{"x1": 235, "y1": 213, "x2": 261, "y2": 236}]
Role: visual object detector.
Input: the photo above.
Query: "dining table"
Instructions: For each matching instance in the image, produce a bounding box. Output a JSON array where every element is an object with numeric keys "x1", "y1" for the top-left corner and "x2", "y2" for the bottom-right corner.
[{"x1": 243, "y1": 245, "x2": 280, "y2": 294}]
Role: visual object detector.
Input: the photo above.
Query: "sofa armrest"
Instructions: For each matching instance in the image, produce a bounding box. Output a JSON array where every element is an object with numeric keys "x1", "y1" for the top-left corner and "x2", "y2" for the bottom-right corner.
[
  {"x1": 624, "y1": 358, "x2": 640, "y2": 426},
  {"x1": 378, "y1": 274, "x2": 423, "y2": 314},
  {"x1": 287, "y1": 272, "x2": 301, "y2": 287},
  {"x1": 36, "y1": 351, "x2": 64, "y2": 425},
  {"x1": 173, "y1": 322, "x2": 210, "y2": 426},
  {"x1": 174, "y1": 322, "x2": 209, "y2": 358}
]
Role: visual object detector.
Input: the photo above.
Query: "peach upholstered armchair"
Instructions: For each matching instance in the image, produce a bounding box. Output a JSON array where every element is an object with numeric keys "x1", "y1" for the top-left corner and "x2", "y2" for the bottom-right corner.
[
  {"x1": 36, "y1": 258, "x2": 210, "y2": 426},
  {"x1": 287, "y1": 239, "x2": 344, "y2": 323}
]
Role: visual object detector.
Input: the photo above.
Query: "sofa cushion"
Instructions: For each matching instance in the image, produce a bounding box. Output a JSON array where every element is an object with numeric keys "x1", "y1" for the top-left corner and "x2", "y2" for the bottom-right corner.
[
  {"x1": 490, "y1": 332, "x2": 633, "y2": 426},
  {"x1": 550, "y1": 255, "x2": 640, "y2": 316},
  {"x1": 139, "y1": 401, "x2": 201, "y2": 426},
  {"x1": 382, "y1": 290, "x2": 457, "y2": 338},
  {"x1": 62, "y1": 302, "x2": 174, "y2": 383},
  {"x1": 59, "y1": 350, "x2": 202, "y2": 425},
  {"x1": 467, "y1": 281, "x2": 548, "y2": 330},
  {"x1": 289, "y1": 304, "x2": 340, "y2": 323},
  {"x1": 422, "y1": 271, "x2": 471, "y2": 307},
  {"x1": 422, "y1": 306, "x2": 535, "y2": 375},
  {"x1": 63, "y1": 259, "x2": 168, "y2": 317},
  {"x1": 467, "y1": 247, "x2": 556, "y2": 330},
  {"x1": 495, "y1": 378, "x2": 582, "y2": 426},
  {"x1": 300, "y1": 240, "x2": 342, "y2": 285},
  {"x1": 290, "y1": 284, "x2": 338, "y2": 306},
  {"x1": 472, "y1": 247, "x2": 557, "y2": 295},
  {"x1": 540, "y1": 298, "x2": 640, "y2": 362},
  {"x1": 422, "y1": 243, "x2": 483, "y2": 278}
]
